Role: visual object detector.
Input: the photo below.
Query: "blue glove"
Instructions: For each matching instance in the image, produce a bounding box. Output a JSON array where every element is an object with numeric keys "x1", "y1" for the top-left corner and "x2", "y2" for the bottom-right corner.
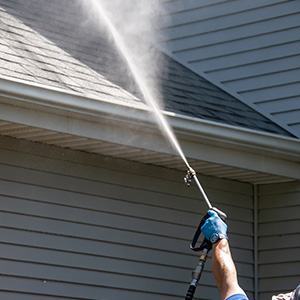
[{"x1": 201, "y1": 210, "x2": 228, "y2": 243}]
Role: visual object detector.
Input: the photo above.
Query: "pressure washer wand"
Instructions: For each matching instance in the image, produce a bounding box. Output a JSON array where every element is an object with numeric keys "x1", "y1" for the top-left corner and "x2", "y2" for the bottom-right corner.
[
  {"x1": 184, "y1": 167, "x2": 214, "y2": 300},
  {"x1": 184, "y1": 168, "x2": 212, "y2": 209}
]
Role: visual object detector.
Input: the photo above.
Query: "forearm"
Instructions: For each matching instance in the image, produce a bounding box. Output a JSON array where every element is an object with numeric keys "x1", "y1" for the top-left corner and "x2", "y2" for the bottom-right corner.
[
  {"x1": 212, "y1": 239, "x2": 245, "y2": 300},
  {"x1": 200, "y1": 209, "x2": 247, "y2": 299}
]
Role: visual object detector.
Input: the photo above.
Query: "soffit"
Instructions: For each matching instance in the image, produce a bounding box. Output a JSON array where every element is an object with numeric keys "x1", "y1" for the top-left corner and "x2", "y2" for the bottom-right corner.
[{"x1": 0, "y1": 120, "x2": 296, "y2": 185}]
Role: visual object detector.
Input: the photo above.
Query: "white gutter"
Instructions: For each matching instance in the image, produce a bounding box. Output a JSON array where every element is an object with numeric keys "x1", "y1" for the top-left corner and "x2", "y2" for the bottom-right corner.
[{"x1": 0, "y1": 76, "x2": 299, "y2": 179}]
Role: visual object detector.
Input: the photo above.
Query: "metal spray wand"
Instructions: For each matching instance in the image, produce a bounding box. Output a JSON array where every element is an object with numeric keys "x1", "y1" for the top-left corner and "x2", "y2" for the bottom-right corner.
[{"x1": 184, "y1": 168, "x2": 215, "y2": 300}]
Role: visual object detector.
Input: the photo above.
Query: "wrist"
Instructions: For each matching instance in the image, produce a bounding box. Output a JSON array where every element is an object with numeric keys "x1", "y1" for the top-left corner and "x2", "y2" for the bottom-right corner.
[
  {"x1": 213, "y1": 237, "x2": 229, "y2": 249},
  {"x1": 210, "y1": 233, "x2": 228, "y2": 244}
]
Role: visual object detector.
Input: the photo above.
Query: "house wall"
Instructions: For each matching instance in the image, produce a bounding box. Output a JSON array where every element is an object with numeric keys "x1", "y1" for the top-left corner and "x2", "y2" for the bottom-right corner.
[
  {"x1": 0, "y1": 135, "x2": 254, "y2": 300},
  {"x1": 157, "y1": 0, "x2": 300, "y2": 137},
  {"x1": 258, "y1": 182, "x2": 300, "y2": 300}
]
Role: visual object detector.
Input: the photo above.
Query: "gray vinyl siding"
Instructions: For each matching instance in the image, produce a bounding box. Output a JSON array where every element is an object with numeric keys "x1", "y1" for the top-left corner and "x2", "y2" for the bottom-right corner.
[
  {"x1": 0, "y1": 135, "x2": 254, "y2": 300},
  {"x1": 157, "y1": 0, "x2": 300, "y2": 137},
  {"x1": 258, "y1": 182, "x2": 300, "y2": 300}
]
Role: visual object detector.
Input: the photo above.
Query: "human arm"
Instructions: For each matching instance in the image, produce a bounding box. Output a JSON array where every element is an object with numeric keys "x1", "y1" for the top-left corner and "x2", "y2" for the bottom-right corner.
[
  {"x1": 212, "y1": 239, "x2": 246, "y2": 300},
  {"x1": 201, "y1": 209, "x2": 248, "y2": 300}
]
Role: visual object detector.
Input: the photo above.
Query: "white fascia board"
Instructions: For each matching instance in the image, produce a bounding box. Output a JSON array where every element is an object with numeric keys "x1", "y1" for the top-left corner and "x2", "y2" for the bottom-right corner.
[{"x1": 0, "y1": 76, "x2": 299, "y2": 179}]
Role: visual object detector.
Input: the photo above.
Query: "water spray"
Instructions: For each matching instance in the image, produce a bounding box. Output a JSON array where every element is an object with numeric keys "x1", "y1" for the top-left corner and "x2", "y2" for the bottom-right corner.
[{"x1": 84, "y1": 1, "x2": 217, "y2": 298}]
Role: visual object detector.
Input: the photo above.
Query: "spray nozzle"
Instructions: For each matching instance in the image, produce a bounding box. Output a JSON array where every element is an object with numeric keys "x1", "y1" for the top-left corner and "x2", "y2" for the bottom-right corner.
[
  {"x1": 184, "y1": 168, "x2": 213, "y2": 209},
  {"x1": 184, "y1": 168, "x2": 195, "y2": 187}
]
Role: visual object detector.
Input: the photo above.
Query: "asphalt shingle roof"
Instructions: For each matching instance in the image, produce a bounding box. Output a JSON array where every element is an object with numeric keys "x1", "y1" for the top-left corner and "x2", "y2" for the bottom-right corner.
[{"x1": 0, "y1": 0, "x2": 292, "y2": 137}]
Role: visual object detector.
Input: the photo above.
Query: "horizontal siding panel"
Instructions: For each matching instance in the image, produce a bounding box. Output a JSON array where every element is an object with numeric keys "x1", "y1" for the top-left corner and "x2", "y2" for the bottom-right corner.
[
  {"x1": 0, "y1": 275, "x2": 190, "y2": 300},
  {"x1": 0, "y1": 204, "x2": 253, "y2": 260},
  {"x1": 191, "y1": 41, "x2": 300, "y2": 72},
  {"x1": 0, "y1": 211, "x2": 192, "y2": 254},
  {"x1": 0, "y1": 194, "x2": 194, "y2": 242},
  {"x1": 0, "y1": 227, "x2": 254, "y2": 276},
  {"x1": 259, "y1": 192, "x2": 300, "y2": 209},
  {"x1": 1, "y1": 243, "x2": 248, "y2": 289},
  {"x1": 223, "y1": 69, "x2": 300, "y2": 92},
  {"x1": 0, "y1": 259, "x2": 254, "y2": 297},
  {"x1": 208, "y1": 55, "x2": 300, "y2": 81},
  {"x1": 259, "y1": 219, "x2": 300, "y2": 236},
  {"x1": 0, "y1": 147, "x2": 253, "y2": 209},
  {"x1": 159, "y1": 4, "x2": 299, "y2": 43},
  {"x1": 259, "y1": 262, "x2": 300, "y2": 278},
  {"x1": 0, "y1": 178, "x2": 254, "y2": 236},
  {"x1": 0, "y1": 245, "x2": 253, "y2": 298},
  {"x1": 290, "y1": 123, "x2": 300, "y2": 133},
  {"x1": 0, "y1": 244, "x2": 253, "y2": 291},
  {"x1": 259, "y1": 206, "x2": 300, "y2": 222},
  {"x1": 0, "y1": 259, "x2": 192, "y2": 296},
  {"x1": 0, "y1": 291, "x2": 62, "y2": 300},
  {"x1": 259, "y1": 181, "x2": 300, "y2": 196},
  {"x1": 0, "y1": 194, "x2": 253, "y2": 245},
  {"x1": 259, "y1": 248, "x2": 300, "y2": 264},
  {"x1": 0, "y1": 227, "x2": 195, "y2": 269},
  {"x1": 0, "y1": 243, "x2": 192, "y2": 283},
  {"x1": 0, "y1": 168, "x2": 207, "y2": 221},
  {"x1": 259, "y1": 234, "x2": 300, "y2": 251},
  {"x1": 0, "y1": 159, "x2": 254, "y2": 220},
  {"x1": 0, "y1": 197, "x2": 254, "y2": 269},
  {"x1": 0, "y1": 181, "x2": 199, "y2": 231},
  {"x1": 159, "y1": 0, "x2": 228, "y2": 15},
  {"x1": 167, "y1": 17, "x2": 300, "y2": 54},
  {"x1": 258, "y1": 97, "x2": 300, "y2": 114},
  {"x1": 274, "y1": 109, "x2": 300, "y2": 126},
  {"x1": 241, "y1": 82, "x2": 300, "y2": 103},
  {"x1": 159, "y1": 0, "x2": 286, "y2": 28},
  {"x1": 259, "y1": 277, "x2": 299, "y2": 293}
]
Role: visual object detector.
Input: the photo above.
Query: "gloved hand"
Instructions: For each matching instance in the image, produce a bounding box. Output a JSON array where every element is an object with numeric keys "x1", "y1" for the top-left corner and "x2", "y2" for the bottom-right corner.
[{"x1": 201, "y1": 209, "x2": 228, "y2": 243}]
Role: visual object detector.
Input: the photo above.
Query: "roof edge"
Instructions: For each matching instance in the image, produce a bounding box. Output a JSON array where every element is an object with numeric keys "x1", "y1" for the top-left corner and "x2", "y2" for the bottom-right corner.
[{"x1": 0, "y1": 75, "x2": 299, "y2": 179}]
